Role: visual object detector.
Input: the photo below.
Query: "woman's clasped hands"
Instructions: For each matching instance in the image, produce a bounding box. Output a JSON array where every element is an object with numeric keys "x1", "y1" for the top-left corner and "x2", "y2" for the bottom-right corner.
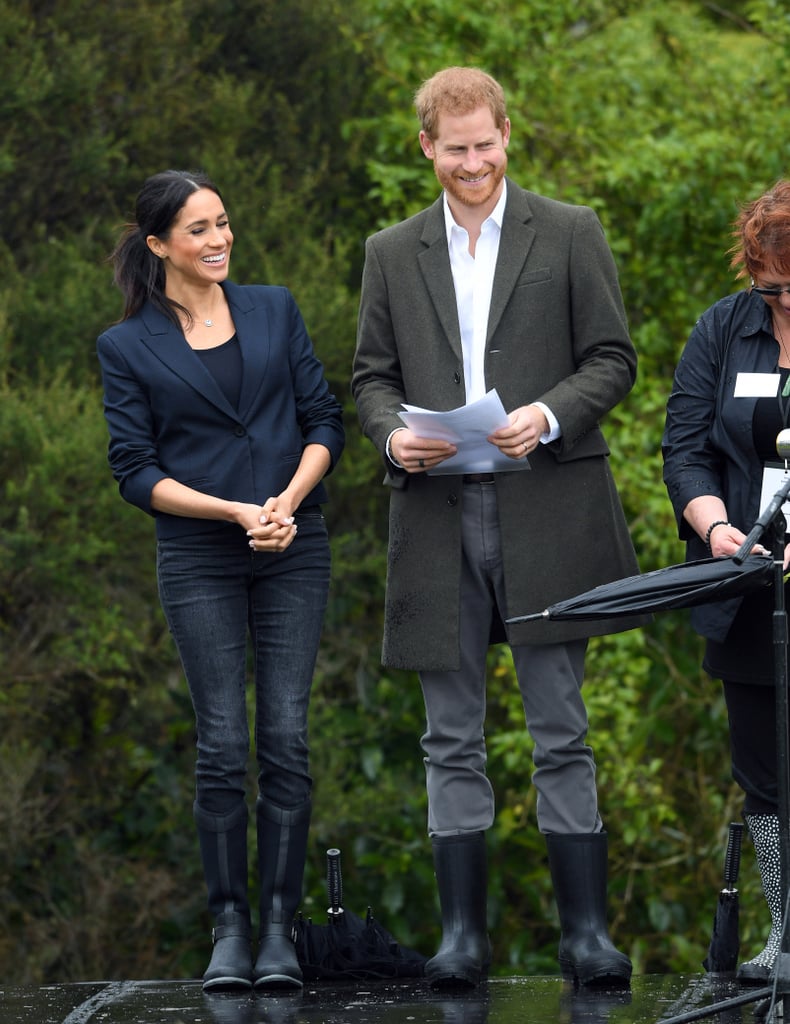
[{"x1": 239, "y1": 497, "x2": 298, "y2": 552}]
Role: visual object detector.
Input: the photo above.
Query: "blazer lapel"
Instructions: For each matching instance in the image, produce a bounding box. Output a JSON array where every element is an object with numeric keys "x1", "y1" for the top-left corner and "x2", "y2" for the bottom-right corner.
[
  {"x1": 417, "y1": 197, "x2": 463, "y2": 361},
  {"x1": 139, "y1": 302, "x2": 241, "y2": 421},
  {"x1": 223, "y1": 283, "x2": 265, "y2": 420},
  {"x1": 487, "y1": 182, "x2": 536, "y2": 343}
]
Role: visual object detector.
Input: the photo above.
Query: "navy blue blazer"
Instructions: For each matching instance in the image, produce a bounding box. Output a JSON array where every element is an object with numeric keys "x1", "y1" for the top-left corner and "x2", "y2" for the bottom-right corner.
[{"x1": 97, "y1": 281, "x2": 345, "y2": 539}]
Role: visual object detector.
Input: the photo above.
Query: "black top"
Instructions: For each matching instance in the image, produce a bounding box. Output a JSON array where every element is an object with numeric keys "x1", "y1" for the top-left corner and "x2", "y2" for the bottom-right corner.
[
  {"x1": 194, "y1": 334, "x2": 242, "y2": 410},
  {"x1": 752, "y1": 367, "x2": 790, "y2": 460}
]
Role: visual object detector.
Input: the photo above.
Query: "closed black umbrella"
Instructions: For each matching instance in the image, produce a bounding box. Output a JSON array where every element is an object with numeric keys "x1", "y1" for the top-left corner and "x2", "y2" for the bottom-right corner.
[
  {"x1": 294, "y1": 849, "x2": 427, "y2": 981},
  {"x1": 507, "y1": 554, "x2": 773, "y2": 625},
  {"x1": 703, "y1": 822, "x2": 744, "y2": 974}
]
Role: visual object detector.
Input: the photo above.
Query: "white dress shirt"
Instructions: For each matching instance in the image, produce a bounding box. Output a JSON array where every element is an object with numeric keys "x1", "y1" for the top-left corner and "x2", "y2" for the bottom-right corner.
[
  {"x1": 443, "y1": 181, "x2": 559, "y2": 439},
  {"x1": 444, "y1": 186, "x2": 504, "y2": 404}
]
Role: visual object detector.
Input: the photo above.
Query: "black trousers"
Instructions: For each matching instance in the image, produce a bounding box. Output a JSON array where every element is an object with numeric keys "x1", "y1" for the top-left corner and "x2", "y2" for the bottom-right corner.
[
  {"x1": 706, "y1": 582, "x2": 790, "y2": 815},
  {"x1": 722, "y1": 680, "x2": 784, "y2": 815}
]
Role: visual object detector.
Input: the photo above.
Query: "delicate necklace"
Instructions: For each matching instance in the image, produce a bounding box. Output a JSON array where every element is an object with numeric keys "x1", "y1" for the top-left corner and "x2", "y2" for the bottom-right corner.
[
  {"x1": 176, "y1": 289, "x2": 221, "y2": 331},
  {"x1": 196, "y1": 288, "x2": 222, "y2": 328},
  {"x1": 773, "y1": 315, "x2": 790, "y2": 414},
  {"x1": 774, "y1": 313, "x2": 790, "y2": 367}
]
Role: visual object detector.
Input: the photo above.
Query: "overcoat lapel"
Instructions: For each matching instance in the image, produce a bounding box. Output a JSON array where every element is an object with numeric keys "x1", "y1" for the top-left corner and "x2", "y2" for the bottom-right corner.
[
  {"x1": 417, "y1": 198, "x2": 463, "y2": 361},
  {"x1": 414, "y1": 185, "x2": 538, "y2": 357},
  {"x1": 487, "y1": 184, "x2": 536, "y2": 343}
]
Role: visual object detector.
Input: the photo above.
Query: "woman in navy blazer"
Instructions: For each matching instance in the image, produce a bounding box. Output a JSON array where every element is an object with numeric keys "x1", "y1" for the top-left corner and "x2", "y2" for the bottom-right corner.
[{"x1": 97, "y1": 170, "x2": 344, "y2": 992}]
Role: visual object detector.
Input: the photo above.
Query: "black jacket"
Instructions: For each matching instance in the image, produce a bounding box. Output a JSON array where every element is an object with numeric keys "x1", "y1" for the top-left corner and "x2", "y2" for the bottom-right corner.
[{"x1": 663, "y1": 288, "x2": 779, "y2": 641}]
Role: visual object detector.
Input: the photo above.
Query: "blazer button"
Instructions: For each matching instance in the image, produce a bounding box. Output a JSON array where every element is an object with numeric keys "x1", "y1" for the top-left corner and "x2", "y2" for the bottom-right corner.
[
  {"x1": 453, "y1": 371, "x2": 461, "y2": 384},
  {"x1": 233, "y1": 426, "x2": 247, "y2": 437},
  {"x1": 447, "y1": 493, "x2": 458, "y2": 507}
]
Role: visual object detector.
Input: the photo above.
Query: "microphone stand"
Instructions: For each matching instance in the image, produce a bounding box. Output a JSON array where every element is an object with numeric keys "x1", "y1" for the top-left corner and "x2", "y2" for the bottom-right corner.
[{"x1": 661, "y1": 452, "x2": 790, "y2": 1024}]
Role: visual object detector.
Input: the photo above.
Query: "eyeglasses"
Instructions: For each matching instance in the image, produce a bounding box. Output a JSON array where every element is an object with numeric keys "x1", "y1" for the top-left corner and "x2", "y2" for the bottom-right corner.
[{"x1": 752, "y1": 284, "x2": 790, "y2": 297}]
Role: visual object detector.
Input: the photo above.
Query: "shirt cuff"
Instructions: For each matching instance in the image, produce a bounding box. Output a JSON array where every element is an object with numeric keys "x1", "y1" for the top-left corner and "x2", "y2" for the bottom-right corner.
[
  {"x1": 533, "y1": 402, "x2": 561, "y2": 443},
  {"x1": 386, "y1": 428, "x2": 406, "y2": 467}
]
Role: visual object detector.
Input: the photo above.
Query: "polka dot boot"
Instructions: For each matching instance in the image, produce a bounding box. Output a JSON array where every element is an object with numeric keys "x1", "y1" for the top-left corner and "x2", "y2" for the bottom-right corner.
[{"x1": 737, "y1": 813, "x2": 783, "y2": 984}]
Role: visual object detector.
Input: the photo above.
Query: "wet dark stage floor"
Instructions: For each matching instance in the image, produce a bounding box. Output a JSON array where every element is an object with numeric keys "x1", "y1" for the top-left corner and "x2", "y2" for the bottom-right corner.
[{"x1": 1, "y1": 975, "x2": 784, "y2": 1024}]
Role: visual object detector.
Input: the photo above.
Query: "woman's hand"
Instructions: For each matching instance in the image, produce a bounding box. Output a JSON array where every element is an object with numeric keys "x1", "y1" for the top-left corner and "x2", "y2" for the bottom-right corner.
[
  {"x1": 683, "y1": 496, "x2": 768, "y2": 558},
  {"x1": 707, "y1": 521, "x2": 771, "y2": 558},
  {"x1": 244, "y1": 495, "x2": 298, "y2": 552},
  {"x1": 705, "y1": 521, "x2": 744, "y2": 558}
]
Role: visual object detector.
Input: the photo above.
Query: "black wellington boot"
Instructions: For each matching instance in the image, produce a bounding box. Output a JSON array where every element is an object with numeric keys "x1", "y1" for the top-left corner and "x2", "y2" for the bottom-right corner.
[
  {"x1": 253, "y1": 796, "x2": 311, "y2": 992},
  {"x1": 545, "y1": 831, "x2": 631, "y2": 988},
  {"x1": 195, "y1": 801, "x2": 253, "y2": 991},
  {"x1": 425, "y1": 831, "x2": 491, "y2": 990}
]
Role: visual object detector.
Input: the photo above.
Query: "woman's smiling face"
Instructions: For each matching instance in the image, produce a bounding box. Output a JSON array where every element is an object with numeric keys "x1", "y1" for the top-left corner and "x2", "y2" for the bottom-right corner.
[{"x1": 147, "y1": 187, "x2": 233, "y2": 288}]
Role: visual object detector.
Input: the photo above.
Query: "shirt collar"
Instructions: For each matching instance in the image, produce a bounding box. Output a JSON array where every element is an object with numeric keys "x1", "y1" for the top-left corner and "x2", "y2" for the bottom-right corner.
[
  {"x1": 442, "y1": 179, "x2": 508, "y2": 242},
  {"x1": 743, "y1": 289, "x2": 776, "y2": 338}
]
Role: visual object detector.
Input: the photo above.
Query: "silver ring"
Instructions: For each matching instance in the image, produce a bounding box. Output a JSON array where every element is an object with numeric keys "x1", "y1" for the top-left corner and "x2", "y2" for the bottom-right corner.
[
  {"x1": 522, "y1": 442, "x2": 527, "y2": 454},
  {"x1": 418, "y1": 458, "x2": 425, "y2": 468}
]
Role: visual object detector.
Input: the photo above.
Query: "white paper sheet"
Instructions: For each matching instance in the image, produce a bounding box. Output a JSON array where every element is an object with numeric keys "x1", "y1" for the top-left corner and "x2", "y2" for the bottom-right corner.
[{"x1": 398, "y1": 389, "x2": 531, "y2": 476}]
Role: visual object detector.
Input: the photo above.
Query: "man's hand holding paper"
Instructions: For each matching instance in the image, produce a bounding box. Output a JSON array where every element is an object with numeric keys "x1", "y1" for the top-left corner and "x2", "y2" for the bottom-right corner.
[
  {"x1": 488, "y1": 402, "x2": 550, "y2": 460},
  {"x1": 396, "y1": 389, "x2": 533, "y2": 476}
]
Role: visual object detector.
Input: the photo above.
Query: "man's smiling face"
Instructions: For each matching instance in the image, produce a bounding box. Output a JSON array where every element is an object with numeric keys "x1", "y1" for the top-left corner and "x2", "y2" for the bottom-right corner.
[{"x1": 420, "y1": 104, "x2": 510, "y2": 215}]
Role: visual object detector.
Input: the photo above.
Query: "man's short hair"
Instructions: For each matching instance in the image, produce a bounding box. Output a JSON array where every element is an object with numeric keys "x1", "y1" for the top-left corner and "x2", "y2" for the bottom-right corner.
[{"x1": 415, "y1": 67, "x2": 507, "y2": 140}]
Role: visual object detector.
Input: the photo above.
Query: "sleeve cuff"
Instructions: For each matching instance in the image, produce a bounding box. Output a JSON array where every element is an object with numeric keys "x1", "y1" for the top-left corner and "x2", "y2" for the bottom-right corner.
[
  {"x1": 533, "y1": 402, "x2": 561, "y2": 443},
  {"x1": 385, "y1": 428, "x2": 406, "y2": 467}
]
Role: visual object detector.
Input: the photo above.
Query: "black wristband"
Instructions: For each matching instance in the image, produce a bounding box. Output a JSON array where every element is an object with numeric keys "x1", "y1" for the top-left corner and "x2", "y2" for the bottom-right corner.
[{"x1": 705, "y1": 519, "x2": 730, "y2": 552}]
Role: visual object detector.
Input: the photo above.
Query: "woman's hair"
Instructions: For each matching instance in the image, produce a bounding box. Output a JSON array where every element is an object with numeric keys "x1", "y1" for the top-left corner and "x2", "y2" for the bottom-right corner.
[
  {"x1": 730, "y1": 179, "x2": 790, "y2": 281},
  {"x1": 414, "y1": 66, "x2": 507, "y2": 141},
  {"x1": 110, "y1": 169, "x2": 223, "y2": 325}
]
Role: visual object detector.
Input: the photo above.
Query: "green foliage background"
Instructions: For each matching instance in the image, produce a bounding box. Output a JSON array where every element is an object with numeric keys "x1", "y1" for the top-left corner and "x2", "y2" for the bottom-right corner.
[{"x1": 2, "y1": 0, "x2": 789, "y2": 984}]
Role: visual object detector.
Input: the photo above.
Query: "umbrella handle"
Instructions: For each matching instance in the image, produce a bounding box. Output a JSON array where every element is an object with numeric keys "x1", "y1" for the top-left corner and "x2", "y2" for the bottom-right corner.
[
  {"x1": 327, "y1": 847, "x2": 344, "y2": 917},
  {"x1": 724, "y1": 821, "x2": 745, "y2": 887}
]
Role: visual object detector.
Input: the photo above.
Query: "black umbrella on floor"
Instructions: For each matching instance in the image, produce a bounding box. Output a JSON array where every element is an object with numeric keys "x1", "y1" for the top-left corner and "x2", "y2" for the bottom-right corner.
[
  {"x1": 506, "y1": 554, "x2": 773, "y2": 625},
  {"x1": 703, "y1": 822, "x2": 745, "y2": 974},
  {"x1": 294, "y1": 848, "x2": 427, "y2": 981}
]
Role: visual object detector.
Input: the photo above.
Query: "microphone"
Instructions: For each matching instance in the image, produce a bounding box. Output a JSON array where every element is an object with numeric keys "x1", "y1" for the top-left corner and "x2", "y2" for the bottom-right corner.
[{"x1": 778, "y1": 428, "x2": 790, "y2": 460}]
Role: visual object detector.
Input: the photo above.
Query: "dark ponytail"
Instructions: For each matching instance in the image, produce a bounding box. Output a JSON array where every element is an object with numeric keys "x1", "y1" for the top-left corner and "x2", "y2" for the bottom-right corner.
[{"x1": 110, "y1": 170, "x2": 223, "y2": 326}]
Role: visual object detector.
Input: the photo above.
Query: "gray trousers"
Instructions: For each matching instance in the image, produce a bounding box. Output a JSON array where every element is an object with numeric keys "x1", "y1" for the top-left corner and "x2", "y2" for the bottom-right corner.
[{"x1": 419, "y1": 481, "x2": 603, "y2": 837}]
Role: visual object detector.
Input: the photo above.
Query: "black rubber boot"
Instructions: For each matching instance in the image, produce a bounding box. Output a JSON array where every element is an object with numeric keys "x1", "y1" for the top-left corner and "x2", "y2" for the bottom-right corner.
[
  {"x1": 195, "y1": 801, "x2": 253, "y2": 991},
  {"x1": 253, "y1": 796, "x2": 311, "y2": 992},
  {"x1": 545, "y1": 831, "x2": 631, "y2": 988},
  {"x1": 425, "y1": 832, "x2": 491, "y2": 990},
  {"x1": 737, "y1": 814, "x2": 782, "y2": 983}
]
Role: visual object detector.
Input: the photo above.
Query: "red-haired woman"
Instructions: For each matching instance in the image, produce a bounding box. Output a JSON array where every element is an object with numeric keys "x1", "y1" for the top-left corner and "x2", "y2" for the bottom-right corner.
[{"x1": 663, "y1": 180, "x2": 790, "y2": 983}]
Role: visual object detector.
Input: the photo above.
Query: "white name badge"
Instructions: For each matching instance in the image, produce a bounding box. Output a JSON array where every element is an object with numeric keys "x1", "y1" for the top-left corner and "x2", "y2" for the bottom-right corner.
[
  {"x1": 734, "y1": 372, "x2": 781, "y2": 397},
  {"x1": 760, "y1": 461, "x2": 790, "y2": 532}
]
